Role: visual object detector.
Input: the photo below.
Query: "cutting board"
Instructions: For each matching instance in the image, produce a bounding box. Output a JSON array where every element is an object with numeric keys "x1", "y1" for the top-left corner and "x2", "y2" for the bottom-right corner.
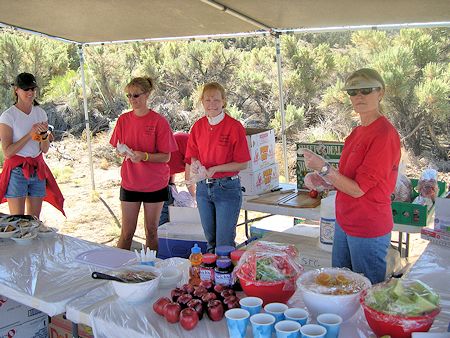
[
  {"x1": 247, "y1": 190, "x2": 296, "y2": 205},
  {"x1": 278, "y1": 191, "x2": 321, "y2": 208}
]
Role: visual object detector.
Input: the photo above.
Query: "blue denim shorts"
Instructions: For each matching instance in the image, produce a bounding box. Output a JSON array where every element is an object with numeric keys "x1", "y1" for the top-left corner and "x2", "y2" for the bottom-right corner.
[{"x1": 5, "y1": 166, "x2": 46, "y2": 198}]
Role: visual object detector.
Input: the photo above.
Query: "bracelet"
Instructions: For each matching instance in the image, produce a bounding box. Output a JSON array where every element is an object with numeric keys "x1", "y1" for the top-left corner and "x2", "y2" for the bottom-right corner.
[{"x1": 144, "y1": 152, "x2": 149, "y2": 161}]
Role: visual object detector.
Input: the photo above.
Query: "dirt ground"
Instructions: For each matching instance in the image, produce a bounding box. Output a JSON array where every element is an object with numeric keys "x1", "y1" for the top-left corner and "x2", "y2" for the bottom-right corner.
[{"x1": 0, "y1": 135, "x2": 445, "y2": 264}]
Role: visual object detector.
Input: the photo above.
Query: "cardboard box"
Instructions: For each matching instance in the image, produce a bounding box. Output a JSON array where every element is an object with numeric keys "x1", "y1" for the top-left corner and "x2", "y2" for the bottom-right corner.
[
  {"x1": 421, "y1": 228, "x2": 450, "y2": 248},
  {"x1": 168, "y1": 206, "x2": 201, "y2": 224},
  {"x1": 49, "y1": 314, "x2": 93, "y2": 338},
  {"x1": 157, "y1": 222, "x2": 208, "y2": 259},
  {"x1": 244, "y1": 128, "x2": 276, "y2": 172},
  {"x1": 48, "y1": 322, "x2": 93, "y2": 338},
  {"x1": 1, "y1": 316, "x2": 48, "y2": 338},
  {"x1": 0, "y1": 295, "x2": 45, "y2": 329},
  {"x1": 434, "y1": 197, "x2": 450, "y2": 231},
  {"x1": 240, "y1": 163, "x2": 279, "y2": 195},
  {"x1": 296, "y1": 159, "x2": 339, "y2": 189}
]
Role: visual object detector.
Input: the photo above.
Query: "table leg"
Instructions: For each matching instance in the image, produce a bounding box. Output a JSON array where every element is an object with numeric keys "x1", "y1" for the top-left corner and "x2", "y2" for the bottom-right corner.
[
  {"x1": 244, "y1": 210, "x2": 249, "y2": 239},
  {"x1": 72, "y1": 322, "x2": 79, "y2": 338},
  {"x1": 405, "y1": 233, "x2": 410, "y2": 258},
  {"x1": 398, "y1": 232, "x2": 403, "y2": 256}
]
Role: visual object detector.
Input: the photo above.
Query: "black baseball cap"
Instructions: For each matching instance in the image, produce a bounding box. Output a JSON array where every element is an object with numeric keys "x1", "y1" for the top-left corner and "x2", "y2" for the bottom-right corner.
[{"x1": 13, "y1": 73, "x2": 38, "y2": 90}]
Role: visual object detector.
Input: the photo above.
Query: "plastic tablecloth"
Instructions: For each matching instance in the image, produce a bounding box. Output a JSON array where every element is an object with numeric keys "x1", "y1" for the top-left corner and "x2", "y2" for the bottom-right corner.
[
  {"x1": 0, "y1": 234, "x2": 114, "y2": 316},
  {"x1": 66, "y1": 243, "x2": 450, "y2": 338}
]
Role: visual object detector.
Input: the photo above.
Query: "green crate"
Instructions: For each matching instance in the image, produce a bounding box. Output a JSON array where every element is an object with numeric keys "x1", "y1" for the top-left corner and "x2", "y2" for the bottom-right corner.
[
  {"x1": 296, "y1": 141, "x2": 344, "y2": 160},
  {"x1": 392, "y1": 179, "x2": 447, "y2": 226}
]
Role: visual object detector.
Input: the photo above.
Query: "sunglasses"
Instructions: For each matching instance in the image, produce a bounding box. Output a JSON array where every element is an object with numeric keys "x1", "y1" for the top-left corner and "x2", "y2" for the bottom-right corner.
[
  {"x1": 126, "y1": 92, "x2": 145, "y2": 99},
  {"x1": 346, "y1": 87, "x2": 379, "y2": 96},
  {"x1": 22, "y1": 87, "x2": 37, "y2": 92}
]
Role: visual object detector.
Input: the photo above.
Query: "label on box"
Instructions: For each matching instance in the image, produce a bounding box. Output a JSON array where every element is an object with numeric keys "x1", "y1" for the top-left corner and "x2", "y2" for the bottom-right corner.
[
  {"x1": 0, "y1": 316, "x2": 48, "y2": 338},
  {"x1": 240, "y1": 163, "x2": 279, "y2": 195},
  {"x1": 0, "y1": 295, "x2": 44, "y2": 328},
  {"x1": 296, "y1": 142, "x2": 344, "y2": 160},
  {"x1": 245, "y1": 128, "x2": 276, "y2": 172}
]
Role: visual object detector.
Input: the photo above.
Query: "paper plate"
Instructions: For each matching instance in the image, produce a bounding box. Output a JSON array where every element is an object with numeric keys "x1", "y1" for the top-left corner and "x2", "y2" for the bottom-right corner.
[
  {"x1": 11, "y1": 232, "x2": 37, "y2": 245},
  {"x1": 0, "y1": 226, "x2": 18, "y2": 239},
  {"x1": 37, "y1": 227, "x2": 58, "y2": 238}
]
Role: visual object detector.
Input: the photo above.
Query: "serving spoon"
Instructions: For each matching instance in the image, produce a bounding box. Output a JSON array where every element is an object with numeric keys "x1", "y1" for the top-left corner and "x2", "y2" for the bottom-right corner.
[{"x1": 91, "y1": 271, "x2": 128, "y2": 283}]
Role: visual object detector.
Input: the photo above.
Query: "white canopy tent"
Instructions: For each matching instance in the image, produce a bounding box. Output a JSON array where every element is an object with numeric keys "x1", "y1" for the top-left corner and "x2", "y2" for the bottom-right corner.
[{"x1": 1, "y1": 0, "x2": 449, "y2": 188}]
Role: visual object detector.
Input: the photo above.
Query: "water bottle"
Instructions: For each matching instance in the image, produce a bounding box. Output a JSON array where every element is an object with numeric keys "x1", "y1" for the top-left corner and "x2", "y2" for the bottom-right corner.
[{"x1": 319, "y1": 191, "x2": 336, "y2": 252}]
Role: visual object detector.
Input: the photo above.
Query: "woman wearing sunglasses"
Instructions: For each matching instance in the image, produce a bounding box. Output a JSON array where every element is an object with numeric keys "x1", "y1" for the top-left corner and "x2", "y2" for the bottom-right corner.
[
  {"x1": 0, "y1": 73, "x2": 64, "y2": 218},
  {"x1": 110, "y1": 77, "x2": 177, "y2": 250},
  {"x1": 303, "y1": 68, "x2": 400, "y2": 284}
]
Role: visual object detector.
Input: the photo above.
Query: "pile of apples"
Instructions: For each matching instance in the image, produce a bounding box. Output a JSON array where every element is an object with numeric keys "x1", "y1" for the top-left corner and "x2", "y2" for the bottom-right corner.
[{"x1": 153, "y1": 280, "x2": 240, "y2": 331}]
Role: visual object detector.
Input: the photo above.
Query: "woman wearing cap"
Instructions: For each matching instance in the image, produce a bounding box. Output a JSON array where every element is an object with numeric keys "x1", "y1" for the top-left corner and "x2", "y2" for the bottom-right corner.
[
  {"x1": 303, "y1": 68, "x2": 400, "y2": 284},
  {"x1": 0, "y1": 73, "x2": 64, "y2": 217},
  {"x1": 110, "y1": 77, "x2": 177, "y2": 250},
  {"x1": 186, "y1": 82, "x2": 251, "y2": 253}
]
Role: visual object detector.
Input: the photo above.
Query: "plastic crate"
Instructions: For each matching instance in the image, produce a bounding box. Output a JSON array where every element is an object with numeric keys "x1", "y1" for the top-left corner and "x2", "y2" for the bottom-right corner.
[{"x1": 391, "y1": 179, "x2": 447, "y2": 226}]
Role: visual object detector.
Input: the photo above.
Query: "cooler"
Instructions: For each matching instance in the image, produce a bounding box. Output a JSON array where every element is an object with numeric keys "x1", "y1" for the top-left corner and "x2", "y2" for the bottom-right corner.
[{"x1": 157, "y1": 222, "x2": 207, "y2": 259}]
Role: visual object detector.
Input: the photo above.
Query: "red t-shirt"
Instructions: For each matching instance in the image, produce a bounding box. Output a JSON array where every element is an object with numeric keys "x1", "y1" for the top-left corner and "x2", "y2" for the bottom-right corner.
[
  {"x1": 186, "y1": 114, "x2": 251, "y2": 178},
  {"x1": 110, "y1": 109, "x2": 177, "y2": 192},
  {"x1": 168, "y1": 132, "x2": 189, "y2": 175},
  {"x1": 336, "y1": 116, "x2": 400, "y2": 238}
]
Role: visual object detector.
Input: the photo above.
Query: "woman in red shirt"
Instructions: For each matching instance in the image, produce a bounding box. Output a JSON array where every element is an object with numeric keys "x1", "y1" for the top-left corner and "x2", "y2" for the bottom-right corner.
[
  {"x1": 186, "y1": 82, "x2": 250, "y2": 253},
  {"x1": 303, "y1": 68, "x2": 400, "y2": 284},
  {"x1": 110, "y1": 77, "x2": 177, "y2": 250}
]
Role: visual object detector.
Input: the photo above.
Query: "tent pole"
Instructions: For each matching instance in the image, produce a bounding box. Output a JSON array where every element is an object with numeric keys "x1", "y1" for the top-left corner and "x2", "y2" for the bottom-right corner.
[
  {"x1": 275, "y1": 33, "x2": 289, "y2": 183},
  {"x1": 77, "y1": 44, "x2": 96, "y2": 191}
]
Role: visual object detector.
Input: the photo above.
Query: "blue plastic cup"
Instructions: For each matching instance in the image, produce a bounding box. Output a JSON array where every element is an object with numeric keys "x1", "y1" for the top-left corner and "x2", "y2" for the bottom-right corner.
[
  {"x1": 316, "y1": 313, "x2": 342, "y2": 338},
  {"x1": 250, "y1": 313, "x2": 276, "y2": 338},
  {"x1": 239, "y1": 297, "x2": 263, "y2": 316},
  {"x1": 284, "y1": 307, "x2": 308, "y2": 326},
  {"x1": 275, "y1": 320, "x2": 301, "y2": 338},
  {"x1": 300, "y1": 324, "x2": 327, "y2": 338},
  {"x1": 225, "y1": 308, "x2": 250, "y2": 338},
  {"x1": 264, "y1": 302, "x2": 288, "y2": 324}
]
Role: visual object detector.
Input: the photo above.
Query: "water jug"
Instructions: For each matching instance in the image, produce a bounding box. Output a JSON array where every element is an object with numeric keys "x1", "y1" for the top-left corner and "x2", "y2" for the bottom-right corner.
[{"x1": 319, "y1": 192, "x2": 336, "y2": 252}]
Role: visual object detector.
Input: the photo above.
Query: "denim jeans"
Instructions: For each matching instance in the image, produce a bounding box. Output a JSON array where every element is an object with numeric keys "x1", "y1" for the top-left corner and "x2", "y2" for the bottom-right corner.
[
  {"x1": 158, "y1": 184, "x2": 175, "y2": 226},
  {"x1": 196, "y1": 177, "x2": 242, "y2": 252},
  {"x1": 332, "y1": 222, "x2": 391, "y2": 284}
]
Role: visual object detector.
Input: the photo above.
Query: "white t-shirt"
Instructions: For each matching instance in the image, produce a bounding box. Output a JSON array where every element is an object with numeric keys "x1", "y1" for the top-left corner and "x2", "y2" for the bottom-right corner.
[{"x1": 0, "y1": 105, "x2": 48, "y2": 158}]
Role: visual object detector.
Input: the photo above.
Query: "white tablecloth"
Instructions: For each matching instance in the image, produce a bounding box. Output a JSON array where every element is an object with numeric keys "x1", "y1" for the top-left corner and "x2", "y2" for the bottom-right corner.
[{"x1": 0, "y1": 234, "x2": 111, "y2": 316}]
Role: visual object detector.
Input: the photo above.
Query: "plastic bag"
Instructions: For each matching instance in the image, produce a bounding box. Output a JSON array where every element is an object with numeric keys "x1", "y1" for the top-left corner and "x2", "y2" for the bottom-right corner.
[
  {"x1": 416, "y1": 168, "x2": 439, "y2": 202},
  {"x1": 392, "y1": 173, "x2": 412, "y2": 202},
  {"x1": 304, "y1": 172, "x2": 334, "y2": 192},
  {"x1": 171, "y1": 185, "x2": 196, "y2": 207},
  {"x1": 235, "y1": 241, "x2": 303, "y2": 291},
  {"x1": 188, "y1": 160, "x2": 207, "y2": 184}
]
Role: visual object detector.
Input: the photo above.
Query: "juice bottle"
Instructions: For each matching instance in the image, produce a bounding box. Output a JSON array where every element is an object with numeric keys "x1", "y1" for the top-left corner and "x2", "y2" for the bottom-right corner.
[{"x1": 189, "y1": 243, "x2": 203, "y2": 286}]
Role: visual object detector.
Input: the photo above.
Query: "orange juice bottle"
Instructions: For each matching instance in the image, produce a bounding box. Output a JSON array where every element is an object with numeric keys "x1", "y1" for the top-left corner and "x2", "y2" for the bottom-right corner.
[{"x1": 189, "y1": 243, "x2": 203, "y2": 286}]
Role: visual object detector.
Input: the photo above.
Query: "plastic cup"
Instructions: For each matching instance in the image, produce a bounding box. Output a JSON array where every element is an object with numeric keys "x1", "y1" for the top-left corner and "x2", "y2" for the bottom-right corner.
[
  {"x1": 240, "y1": 297, "x2": 263, "y2": 316},
  {"x1": 284, "y1": 307, "x2": 308, "y2": 326},
  {"x1": 250, "y1": 313, "x2": 276, "y2": 338},
  {"x1": 264, "y1": 302, "x2": 288, "y2": 324},
  {"x1": 316, "y1": 313, "x2": 342, "y2": 338},
  {"x1": 274, "y1": 320, "x2": 301, "y2": 338},
  {"x1": 225, "y1": 308, "x2": 250, "y2": 338},
  {"x1": 300, "y1": 324, "x2": 327, "y2": 338}
]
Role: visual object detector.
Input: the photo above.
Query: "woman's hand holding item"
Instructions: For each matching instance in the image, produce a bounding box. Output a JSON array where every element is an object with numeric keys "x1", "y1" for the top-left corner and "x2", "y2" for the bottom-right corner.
[
  {"x1": 30, "y1": 121, "x2": 49, "y2": 142},
  {"x1": 301, "y1": 148, "x2": 327, "y2": 171}
]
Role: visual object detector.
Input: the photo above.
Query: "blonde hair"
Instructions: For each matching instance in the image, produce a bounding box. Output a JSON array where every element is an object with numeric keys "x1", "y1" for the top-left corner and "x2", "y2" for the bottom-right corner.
[
  {"x1": 201, "y1": 82, "x2": 227, "y2": 108},
  {"x1": 125, "y1": 77, "x2": 154, "y2": 94}
]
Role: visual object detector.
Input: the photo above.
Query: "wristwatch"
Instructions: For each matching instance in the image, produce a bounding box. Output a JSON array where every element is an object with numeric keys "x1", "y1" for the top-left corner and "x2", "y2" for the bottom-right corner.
[{"x1": 318, "y1": 162, "x2": 331, "y2": 177}]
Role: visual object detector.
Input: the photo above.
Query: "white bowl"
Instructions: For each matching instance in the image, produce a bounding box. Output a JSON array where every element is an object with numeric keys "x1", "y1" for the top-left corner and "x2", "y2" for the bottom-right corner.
[
  {"x1": 111, "y1": 265, "x2": 161, "y2": 303},
  {"x1": 37, "y1": 227, "x2": 58, "y2": 238},
  {"x1": 0, "y1": 225, "x2": 18, "y2": 238},
  {"x1": 297, "y1": 268, "x2": 371, "y2": 321},
  {"x1": 159, "y1": 267, "x2": 182, "y2": 288},
  {"x1": 11, "y1": 232, "x2": 37, "y2": 245}
]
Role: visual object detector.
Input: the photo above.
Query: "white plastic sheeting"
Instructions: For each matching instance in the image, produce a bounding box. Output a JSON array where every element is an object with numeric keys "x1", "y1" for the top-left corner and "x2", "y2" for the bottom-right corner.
[{"x1": 0, "y1": 235, "x2": 110, "y2": 316}]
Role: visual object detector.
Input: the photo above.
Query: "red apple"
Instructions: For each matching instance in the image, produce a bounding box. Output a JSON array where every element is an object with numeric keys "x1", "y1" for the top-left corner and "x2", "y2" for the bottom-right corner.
[
  {"x1": 213, "y1": 284, "x2": 227, "y2": 296},
  {"x1": 193, "y1": 286, "x2": 208, "y2": 299},
  {"x1": 309, "y1": 190, "x2": 319, "y2": 198},
  {"x1": 164, "y1": 302, "x2": 181, "y2": 323},
  {"x1": 153, "y1": 297, "x2": 171, "y2": 316},
  {"x1": 187, "y1": 298, "x2": 204, "y2": 320},
  {"x1": 207, "y1": 300, "x2": 224, "y2": 321},
  {"x1": 180, "y1": 308, "x2": 199, "y2": 331},
  {"x1": 171, "y1": 288, "x2": 184, "y2": 302},
  {"x1": 224, "y1": 295, "x2": 240, "y2": 310},
  {"x1": 182, "y1": 283, "x2": 195, "y2": 294},
  {"x1": 199, "y1": 280, "x2": 214, "y2": 292},
  {"x1": 201, "y1": 292, "x2": 217, "y2": 304},
  {"x1": 220, "y1": 289, "x2": 235, "y2": 299},
  {"x1": 177, "y1": 293, "x2": 193, "y2": 308}
]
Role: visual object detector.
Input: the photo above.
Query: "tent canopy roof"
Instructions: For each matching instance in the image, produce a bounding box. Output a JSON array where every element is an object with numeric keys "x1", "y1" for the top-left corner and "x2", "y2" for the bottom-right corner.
[{"x1": 1, "y1": 0, "x2": 449, "y2": 43}]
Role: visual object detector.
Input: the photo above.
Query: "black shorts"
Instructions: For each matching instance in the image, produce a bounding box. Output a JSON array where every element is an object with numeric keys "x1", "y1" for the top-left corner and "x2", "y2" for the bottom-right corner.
[{"x1": 119, "y1": 186, "x2": 169, "y2": 203}]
